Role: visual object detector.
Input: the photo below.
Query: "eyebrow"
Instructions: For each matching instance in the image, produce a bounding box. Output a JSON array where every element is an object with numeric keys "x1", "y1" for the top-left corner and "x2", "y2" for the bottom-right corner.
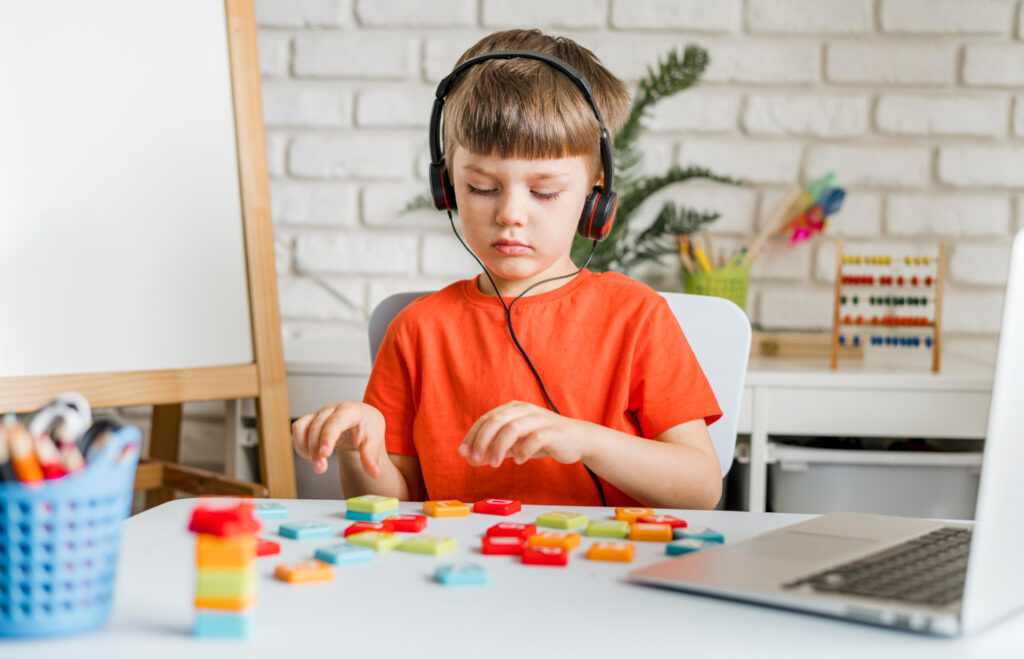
[{"x1": 460, "y1": 164, "x2": 570, "y2": 180}]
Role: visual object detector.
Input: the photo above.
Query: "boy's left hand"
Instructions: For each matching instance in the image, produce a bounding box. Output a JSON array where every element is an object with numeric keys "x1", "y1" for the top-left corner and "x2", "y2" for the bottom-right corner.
[{"x1": 458, "y1": 401, "x2": 591, "y2": 467}]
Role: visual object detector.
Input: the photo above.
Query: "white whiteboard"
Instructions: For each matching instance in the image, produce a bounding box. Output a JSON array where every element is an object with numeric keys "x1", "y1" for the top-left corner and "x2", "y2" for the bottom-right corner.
[{"x1": 0, "y1": 0, "x2": 254, "y2": 377}]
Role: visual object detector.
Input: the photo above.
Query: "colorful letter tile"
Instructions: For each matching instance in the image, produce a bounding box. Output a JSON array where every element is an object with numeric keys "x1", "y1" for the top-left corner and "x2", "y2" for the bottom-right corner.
[
  {"x1": 346, "y1": 531, "x2": 403, "y2": 552},
  {"x1": 346, "y1": 494, "x2": 399, "y2": 514},
  {"x1": 522, "y1": 546, "x2": 568, "y2": 566},
  {"x1": 279, "y1": 521, "x2": 334, "y2": 540},
  {"x1": 629, "y1": 523, "x2": 673, "y2": 542},
  {"x1": 614, "y1": 507, "x2": 654, "y2": 523},
  {"x1": 527, "y1": 531, "x2": 581, "y2": 550},
  {"x1": 486, "y1": 522, "x2": 536, "y2": 539},
  {"x1": 436, "y1": 563, "x2": 489, "y2": 586},
  {"x1": 315, "y1": 543, "x2": 375, "y2": 566},
  {"x1": 636, "y1": 514, "x2": 687, "y2": 529},
  {"x1": 344, "y1": 521, "x2": 394, "y2": 537},
  {"x1": 189, "y1": 501, "x2": 261, "y2": 537},
  {"x1": 193, "y1": 610, "x2": 252, "y2": 638},
  {"x1": 586, "y1": 541, "x2": 635, "y2": 563},
  {"x1": 194, "y1": 594, "x2": 256, "y2": 611},
  {"x1": 472, "y1": 498, "x2": 522, "y2": 516},
  {"x1": 385, "y1": 514, "x2": 428, "y2": 533},
  {"x1": 253, "y1": 502, "x2": 289, "y2": 521},
  {"x1": 666, "y1": 539, "x2": 718, "y2": 556},
  {"x1": 536, "y1": 511, "x2": 588, "y2": 531},
  {"x1": 273, "y1": 559, "x2": 335, "y2": 584},
  {"x1": 256, "y1": 538, "x2": 280, "y2": 557},
  {"x1": 481, "y1": 535, "x2": 526, "y2": 555},
  {"x1": 585, "y1": 520, "x2": 630, "y2": 539},
  {"x1": 423, "y1": 500, "x2": 471, "y2": 517},
  {"x1": 196, "y1": 568, "x2": 257, "y2": 599},
  {"x1": 398, "y1": 535, "x2": 457, "y2": 556},
  {"x1": 673, "y1": 526, "x2": 724, "y2": 543},
  {"x1": 196, "y1": 535, "x2": 256, "y2": 569},
  {"x1": 345, "y1": 509, "x2": 394, "y2": 522}
]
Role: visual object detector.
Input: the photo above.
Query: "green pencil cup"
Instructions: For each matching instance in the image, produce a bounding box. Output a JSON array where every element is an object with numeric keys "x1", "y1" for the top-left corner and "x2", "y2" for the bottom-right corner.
[{"x1": 683, "y1": 265, "x2": 749, "y2": 311}]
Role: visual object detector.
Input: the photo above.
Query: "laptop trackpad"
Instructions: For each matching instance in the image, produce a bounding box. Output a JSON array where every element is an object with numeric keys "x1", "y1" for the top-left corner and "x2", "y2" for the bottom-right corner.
[{"x1": 732, "y1": 531, "x2": 877, "y2": 561}]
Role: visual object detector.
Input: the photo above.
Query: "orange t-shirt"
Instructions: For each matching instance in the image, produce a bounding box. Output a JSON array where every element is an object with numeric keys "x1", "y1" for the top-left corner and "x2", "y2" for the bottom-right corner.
[{"x1": 363, "y1": 269, "x2": 721, "y2": 506}]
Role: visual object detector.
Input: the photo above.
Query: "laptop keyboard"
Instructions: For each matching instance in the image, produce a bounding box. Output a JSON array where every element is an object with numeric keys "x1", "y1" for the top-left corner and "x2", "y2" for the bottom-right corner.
[{"x1": 783, "y1": 526, "x2": 971, "y2": 607}]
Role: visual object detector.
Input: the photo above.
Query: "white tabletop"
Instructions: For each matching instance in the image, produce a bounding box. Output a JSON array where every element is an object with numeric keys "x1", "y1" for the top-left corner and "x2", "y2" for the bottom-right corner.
[{"x1": 6, "y1": 499, "x2": 1023, "y2": 658}]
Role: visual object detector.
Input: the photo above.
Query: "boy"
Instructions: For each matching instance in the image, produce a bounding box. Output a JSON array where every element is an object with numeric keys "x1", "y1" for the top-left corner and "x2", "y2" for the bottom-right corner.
[{"x1": 291, "y1": 29, "x2": 723, "y2": 509}]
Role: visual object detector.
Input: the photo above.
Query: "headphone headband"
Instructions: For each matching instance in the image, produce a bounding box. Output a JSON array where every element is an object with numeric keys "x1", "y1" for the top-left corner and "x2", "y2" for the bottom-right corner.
[{"x1": 428, "y1": 49, "x2": 613, "y2": 193}]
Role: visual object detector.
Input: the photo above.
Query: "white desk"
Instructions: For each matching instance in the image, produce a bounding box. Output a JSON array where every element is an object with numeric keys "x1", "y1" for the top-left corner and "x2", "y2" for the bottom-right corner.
[
  {"x1": 6, "y1": 499, "x2": 1022, "y2": 657},
  {"x1": 270, "y1": 342, "x2": 995, "y2": 512}
]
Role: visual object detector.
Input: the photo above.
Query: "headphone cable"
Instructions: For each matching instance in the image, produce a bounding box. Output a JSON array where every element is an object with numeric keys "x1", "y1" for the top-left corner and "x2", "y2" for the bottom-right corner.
[{"x1": 446, "y1": 209, "x2": 607, "y2": 506}]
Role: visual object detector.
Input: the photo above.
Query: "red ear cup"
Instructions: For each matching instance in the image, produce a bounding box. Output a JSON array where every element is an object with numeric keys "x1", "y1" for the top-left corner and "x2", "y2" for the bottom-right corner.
[
  {"x1": 577, "y1": 187, "x2": 618, "y2": 241},
  {"x1": 429, "y1": 162, "x2": 458, "y2": 211}
]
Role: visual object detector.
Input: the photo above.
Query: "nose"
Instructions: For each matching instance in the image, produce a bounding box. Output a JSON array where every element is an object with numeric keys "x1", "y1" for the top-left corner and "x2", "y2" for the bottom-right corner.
[{"x1": 496, "y1": 189, "x2": 527, "y2": 227}]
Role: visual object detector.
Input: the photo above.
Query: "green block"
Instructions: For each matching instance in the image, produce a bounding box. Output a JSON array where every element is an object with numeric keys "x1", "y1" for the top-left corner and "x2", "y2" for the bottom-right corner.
[
  {"x1": 347, "y1": 494, "x2": 400, "y2": 514},
  {"x1": 346, "y1": 531, "x2": 404, "y2": 552},
  {"x1": 398, "y1": 535, "x2": 457, "y2": 556},
  {"x1": 196, "y1": 568, "x2": 257, "y2": 599},
  {"x1": 586, "y1": 520, "x2": 630, "y2": 539},
  {"x1": 537, "y1": 511, "x2": 588, "y2": 531}
]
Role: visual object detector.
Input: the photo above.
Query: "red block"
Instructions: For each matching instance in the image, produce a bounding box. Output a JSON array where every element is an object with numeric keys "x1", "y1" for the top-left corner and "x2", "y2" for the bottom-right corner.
[
  {"x1": 472, "y1": 498, "x2": 522, "y2": 516},
  {"x1": 188, "y1": 501, "x2": 261, "y2": 537},
  {"x1": 385, "y1": 514, "x2": 427, "y2": 533},
  {"x1": 257, "y1": 538, "x2": 281, "y2": 557},
  {"x1": 522, "y1": 546, "x2": 568, "y2": 566},
  {"x1": 636, "y1": 514, "x2": 688, "y2": 529},
  {"x1": 486, "y1": 522, "x2": 536, "y2": 539},
  {"x1": 344, "y1": 521, "x2": 394, "y2": 537},
  {"x1": 481, "y1": 535, "x2": 526, "y2": 556}
]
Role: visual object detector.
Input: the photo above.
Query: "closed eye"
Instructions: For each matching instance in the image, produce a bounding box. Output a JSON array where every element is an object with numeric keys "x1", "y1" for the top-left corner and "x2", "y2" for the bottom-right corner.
[{"x1": 467, "y1": 185, "x2": 561, "y2": 201}]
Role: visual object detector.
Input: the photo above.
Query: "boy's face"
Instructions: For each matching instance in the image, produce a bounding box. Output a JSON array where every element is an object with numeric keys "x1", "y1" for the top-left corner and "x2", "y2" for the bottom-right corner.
[{"x1": 450, "y1": 146, "x2": 596, "y2": 295}]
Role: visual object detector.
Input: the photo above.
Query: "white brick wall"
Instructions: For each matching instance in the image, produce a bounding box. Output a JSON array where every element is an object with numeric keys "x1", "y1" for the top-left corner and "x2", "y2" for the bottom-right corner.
[{"x1": 253, "y1": 2, "x2": 1024, "y2": 346}]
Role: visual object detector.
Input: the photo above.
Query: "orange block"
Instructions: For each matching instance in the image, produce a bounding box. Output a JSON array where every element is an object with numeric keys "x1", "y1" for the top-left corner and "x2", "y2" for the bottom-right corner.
[
  {"x1": 274, "y1": 559, "x2": 335, "y2": 584},
  {"x1": 614, "y1": 507, "x2": 654, "y2": 523},
  {"x1": 527, "y1": 531, "x2": 581, "y2": 550},
  {"x1": 194, "y1": 593, "x2": 256, "y2": 611},
  {"x1": 423, "y1": 500, "x2": 471, "y2": 517},
  {"x1": 586, "y1": 541, "x2": 635, "y2": 562},
  {"x1": 629, "y1": 522, "x2": 673, "y2": 542},
  {"x1": 196, "y1": 535, "x2": 256, "y2": 569}
]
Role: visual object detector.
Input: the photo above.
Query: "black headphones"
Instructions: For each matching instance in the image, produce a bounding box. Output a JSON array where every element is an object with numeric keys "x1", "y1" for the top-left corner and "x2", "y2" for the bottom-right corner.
[{"x1": 428, "y1": 49, "x2": 618, "y2": 242}]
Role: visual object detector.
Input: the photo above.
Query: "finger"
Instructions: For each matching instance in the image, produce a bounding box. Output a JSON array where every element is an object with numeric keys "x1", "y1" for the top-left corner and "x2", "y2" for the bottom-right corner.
[
  {"x1": 487, "y1": 414, "x2": 545, "y2": 467},
  {"x1": 314, "y1": 407, "x2": 366, "y2": 474},
  {"x1": 305, "y1": 405, "x2": 339, "y2": 465},
  {"x1": 464, "y1": 404, "x2": 521, "y2": 466},
  {"x1": 458, "y1": 404, "x2": 500, "y2": 459},
  {"x1": 291, "y1": 415, "x2": 315, "y2": 460},
  {"x1": 512, "y1": 428, "x2": 550, "y2": 465},
  {"x1": 357, "y1": 434, "x2": 381, "y2": 478}
]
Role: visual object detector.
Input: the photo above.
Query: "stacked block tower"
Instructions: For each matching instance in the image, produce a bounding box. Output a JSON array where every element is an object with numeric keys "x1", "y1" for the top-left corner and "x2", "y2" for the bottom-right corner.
[{"x1": 188, "y1": 500, "x2": 262, "y2": 638}]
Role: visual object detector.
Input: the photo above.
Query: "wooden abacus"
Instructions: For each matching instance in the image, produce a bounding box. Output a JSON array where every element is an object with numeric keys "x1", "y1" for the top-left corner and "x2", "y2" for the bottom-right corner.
[{"x1": 829, "y1": 241, "x2": 946, "y2": 372}]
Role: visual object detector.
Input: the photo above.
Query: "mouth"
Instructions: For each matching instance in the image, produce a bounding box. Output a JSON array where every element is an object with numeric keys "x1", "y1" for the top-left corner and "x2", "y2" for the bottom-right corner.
[{"x1": 492, "y1": 240, "x2": 530, "y2": 256}]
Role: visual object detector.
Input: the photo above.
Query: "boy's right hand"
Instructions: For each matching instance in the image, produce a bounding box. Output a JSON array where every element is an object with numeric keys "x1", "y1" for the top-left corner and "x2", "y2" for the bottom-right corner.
[{"x1": 291, "y1": 402, "x2": 386, "y2": 477}]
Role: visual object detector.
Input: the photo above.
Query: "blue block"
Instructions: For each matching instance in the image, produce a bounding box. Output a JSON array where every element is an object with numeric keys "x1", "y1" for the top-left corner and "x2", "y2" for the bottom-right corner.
[
  {"x1": 436, "y1": 563, "x2": 489, "y2": 586},
  {"x1": 315, "y1": 543, "x2": 375, "y2": 566},
  {"x1": 672, "y1": 526, "x2": 724, "y2": 543},
  {"x1": 193, "y1": 611, "x2": 252, "y2": 638},
  {"x1": 279, "y1": 521, "x2": 334, "y2": 540},
  {"x1": 666, "y1": 539, "x2": 717, "y2": 556},
  {"x1": 345, "y1": 509, "x2": 393, "y2": 522},
  {"x1": 254, "y1": 502, "x2": 290, "y2": 521}
]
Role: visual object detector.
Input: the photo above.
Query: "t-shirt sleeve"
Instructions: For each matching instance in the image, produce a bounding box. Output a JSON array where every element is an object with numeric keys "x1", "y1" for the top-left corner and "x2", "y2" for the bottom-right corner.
[
  {"x1": 362, "y1": 321, "x2": 418, "y2": 457},
  {"x1": 629, "y1": 298, "x2": 723, "y2": 437}
]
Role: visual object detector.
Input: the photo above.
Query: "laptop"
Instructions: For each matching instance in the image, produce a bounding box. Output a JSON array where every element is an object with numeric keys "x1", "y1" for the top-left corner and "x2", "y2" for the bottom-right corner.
[{"x1": 630, "y1": 229, "x2": 1024, "y2": 637}]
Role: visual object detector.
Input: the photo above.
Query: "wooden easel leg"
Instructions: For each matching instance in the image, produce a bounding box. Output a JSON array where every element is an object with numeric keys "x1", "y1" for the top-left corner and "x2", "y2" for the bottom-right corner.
[
  {"x1": 256, "y1": 389, "x2": 297, "y2": 498},
  {"x1": 146, "y1": 402, "x2": 183, "y2": 508}
]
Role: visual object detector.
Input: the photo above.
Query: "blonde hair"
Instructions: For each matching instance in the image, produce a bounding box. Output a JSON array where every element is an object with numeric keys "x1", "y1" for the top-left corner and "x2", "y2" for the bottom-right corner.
[{"x1": 442, "y1": 29, "x2": 630, "y2": 182}]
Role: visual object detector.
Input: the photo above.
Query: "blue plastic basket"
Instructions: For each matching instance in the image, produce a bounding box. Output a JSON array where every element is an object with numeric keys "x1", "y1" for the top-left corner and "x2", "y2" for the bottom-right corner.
[{"x1": 0, "y1": 425, "x2": 140, "y2": 638}]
